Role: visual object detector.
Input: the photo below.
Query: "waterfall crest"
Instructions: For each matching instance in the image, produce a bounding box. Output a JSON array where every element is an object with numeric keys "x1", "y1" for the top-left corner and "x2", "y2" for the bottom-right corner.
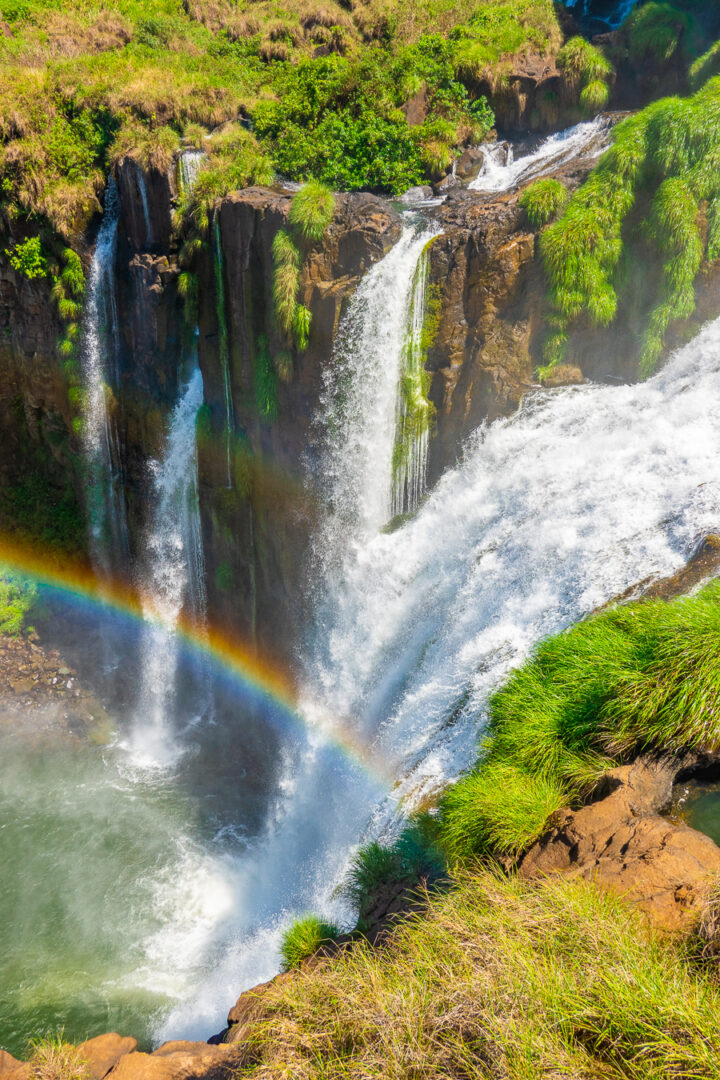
[{"x1": 81, "y1": 178, "x2": 129, "y2": 576}]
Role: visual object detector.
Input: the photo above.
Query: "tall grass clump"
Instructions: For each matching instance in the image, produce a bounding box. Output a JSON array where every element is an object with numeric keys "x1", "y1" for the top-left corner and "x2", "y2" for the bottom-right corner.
[
  {"x1": 539, "y1": 76, "x2": 720, "y2": 378},
  {"x1": 272, "y1": 229, "x2": 301, "y2": 337},
  {"x1": 518, "y1": 177, "x2": 567, "y2": 226},
  {"x1": 557, "y1": 35, "x2": 613, "y2": 114},
  {"x1": 437, "y1": 578, "x2": 720, "y2": 862},
  {"x1": 27, "y1": 1032, "x2": 89, "y2": 1080},
  {"x1": 625, "y1": 2, "x2": 692, "y2": 67},
  {"x1": 288, "y1": 180, "x2": 335, "y2": 241},
  {"x1": 280, "y1": 915, "x2": 340, "y2": 970},
  {"x1": 234, "y1": 868, "x2": 720, "y2": 1079},
  {"x1": 344, "y1": 817, "x2": 445, "y2": 925}
]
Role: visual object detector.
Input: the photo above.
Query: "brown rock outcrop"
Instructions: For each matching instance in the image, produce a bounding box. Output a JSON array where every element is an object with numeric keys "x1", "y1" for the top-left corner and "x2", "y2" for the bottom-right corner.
[
  {"x1": 519, "y1": 756, "x2": 720, "y2": 930},
  {"x1": 0, "y1": 1050, "x2": 27, "y2": 1080},
  {"x1": 79, "y1": 1034, "x2": 138, "y2": 1080}
]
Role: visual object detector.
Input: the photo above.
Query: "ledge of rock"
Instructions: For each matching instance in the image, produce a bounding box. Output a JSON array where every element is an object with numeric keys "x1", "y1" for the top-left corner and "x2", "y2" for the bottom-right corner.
[{"x1": 519, "y1": 756, "x2": 720, "y2": 930}]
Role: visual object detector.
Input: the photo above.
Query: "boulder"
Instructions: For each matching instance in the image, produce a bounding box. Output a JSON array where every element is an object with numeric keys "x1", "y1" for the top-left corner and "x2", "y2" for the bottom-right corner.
[
  {"x1": 398, "y1": 185, "x2": 434, "y2": 205},
  {"x1": 78, "y1": 1034, "x2": 138, "y2": 1080},
  {"x1": 433, "y1": 172, "x2": 459, "y2": 196},
  {"x1": 454, "y1": 147, "x2": 485, "y2": 182},
  {"x1": 541, "y1": 364, "x2": 585, "y2": 387},
  {"x1": 520, "y1": 757, "x2": 720, "y2": 931},
  {"x1": 0, "y1": 1051, "x2": 28, "y2": 1080}
]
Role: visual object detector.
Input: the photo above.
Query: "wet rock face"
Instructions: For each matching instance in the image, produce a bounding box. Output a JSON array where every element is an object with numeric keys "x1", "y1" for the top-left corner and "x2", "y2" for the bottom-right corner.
[{"x1": 520, "y1": 756, "x2": 720, "y2": 931}]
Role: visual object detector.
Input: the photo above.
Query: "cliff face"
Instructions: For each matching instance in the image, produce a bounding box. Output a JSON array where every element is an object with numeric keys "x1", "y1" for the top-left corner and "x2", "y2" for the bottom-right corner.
[{"x1": 195, "y1": 187, "x2": 402, "y2": 661}]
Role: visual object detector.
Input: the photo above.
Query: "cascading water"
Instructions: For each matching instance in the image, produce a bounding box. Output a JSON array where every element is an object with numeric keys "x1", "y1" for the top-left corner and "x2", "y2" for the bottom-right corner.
[
  {"x1": 81, "y1": 178, "x2": 129, "y2": 576},
  {"x1": 129, "y1": 363, "x2": 208, "y2": 769},
  {"x1": 469, "y1": 116, "x2": 612, "y2": 194},
  {"x1": 178, "y1": 149, "x2": 205, "y2": 196},
  {"x1": 391, "y1": 242, "x2": 434, "y2": 516},
  {"x1": 212, "y1": 216, "x2": 233, "y2": 489},
  {"x1": 316, "y1": 223, "x2": 439, "y2": 541},
  {"x1": 136, "y1": 165, "x2": 154, "y2": 248}
]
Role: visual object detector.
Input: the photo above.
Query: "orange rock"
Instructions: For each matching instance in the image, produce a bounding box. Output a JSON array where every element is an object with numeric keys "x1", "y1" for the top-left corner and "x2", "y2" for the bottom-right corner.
[
  {"x1": 78, "y1": 1034, "x2": 138, "y2": 1080},
  {"x1": 520, "y1": 756, "x2": 720, "y2": 931},
  {"x1": 0, "y1": 1050, "x2": 29, "y2": 1080},
  {"x1": 107, "y1": 1041, "x2": 240, "y2": 1080}
]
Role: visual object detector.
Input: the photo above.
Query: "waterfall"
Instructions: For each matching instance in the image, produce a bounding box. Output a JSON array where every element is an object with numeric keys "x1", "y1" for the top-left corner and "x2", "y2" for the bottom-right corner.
[
  {"x1": 469, "y1": 116, "x2": 612, "y2": 194},
  {"x1": 316, "y1": 223, "x2": 439, "y2": 542},
  {"x1": 212, "y1": 216, "x2": 233, "y2": 489},
  {"x1": 136, "y1": 165, "x2": 154, "y2": 247},
  {"x1": 178, "y1": 150, "x2": 205, "y2": 196},
  {"x1": 81, "y1": 178, "x2": 129, "y2": 576},
  {"x1": 391, "y1": 243, "x2": 433, "y2": 517},
  {"x1": 159, "y1": 315, "x2": 720, "y2": 1042},
  {"x1": 129, "y1": 363, "x2": 208, "y2": 769}
]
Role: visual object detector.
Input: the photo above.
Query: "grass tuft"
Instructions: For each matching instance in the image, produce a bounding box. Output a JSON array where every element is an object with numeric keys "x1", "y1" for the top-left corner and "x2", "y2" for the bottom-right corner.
[
  {"x1": 280, "y1": 915, "x2": 340, "y2": 970},
  {"x1": 288, "y1": 180, "x2": 335, "y2": 241},
  {"x1": 518, "y1": 177, "x2": 567, "y2": 227}
]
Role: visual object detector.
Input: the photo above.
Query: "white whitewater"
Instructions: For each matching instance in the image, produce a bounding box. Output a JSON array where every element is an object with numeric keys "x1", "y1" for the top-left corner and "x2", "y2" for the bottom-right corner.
[
  {"x1": 178, "y1": 150, "x2": 205, "y2": 196},
  {"x1": 81, "y1": 178, "x2": 129, "y2": 575},
  {"x1": 469, "y1": 116, "x2": 611, "y2": 194},
  {"x1": 157, "y1": 324, "x2": 720, "y2": 1041},
  {"x1": 129, "y1": 365, "x2": 207, "y2": 769},
  {"x1": 136, "y1": 165, "x2": 154, "y2": 247}
]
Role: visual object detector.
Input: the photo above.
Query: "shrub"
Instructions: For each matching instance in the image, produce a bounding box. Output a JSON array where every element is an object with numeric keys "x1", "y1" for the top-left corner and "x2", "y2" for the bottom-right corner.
[
  {"x1": 280, "y1": 914, "x2": 340, "y2": 970},
  {"x1": 539, "y1": 78, "x2": 720, "y2": 376},
  {"x1": 345, "y1": 817, "x2": 445, "y2": 919},
  {"x1": 518, "y1": 177, "x2": 567, "y2": 227},
  {"x1": 5, "y1": 236, "x2": 47, "y2": 279},
  {"x1": 288, "y1": 180, "x2": 335, "y2": 241},
  {"x1": 0, "y1": 571, "x2": 38, "y2": 636},
  {"x1": 580, "y1": 77, "x2": 610, "y2": 113}
]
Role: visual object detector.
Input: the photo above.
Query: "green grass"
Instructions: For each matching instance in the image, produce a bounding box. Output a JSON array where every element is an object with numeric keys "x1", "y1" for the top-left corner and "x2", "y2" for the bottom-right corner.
[
  {"x1": 287, "y1": 180, "x2": 335, "y2": 242},
  {"x1": 557, "y1": 34, "x2": 613, "y2": 114},
  {"x1": 234, "y1": 868, "x2": 720, "y2": 1079},
  {"x1": 272, "y1": 229, "x2": 301, "y2": 338},
  {"x1": 436, "y1": 578, "x2": 720, "y2": 862},
  {"x1": 539, "y1": 75, "x2": 720, "y2": 378},
  {"x1": 518, "y1": 177, "x2": 567, "y2": 226},
  {"x1": 280, "y1": 915, "x2": 340, "y2": 971}
]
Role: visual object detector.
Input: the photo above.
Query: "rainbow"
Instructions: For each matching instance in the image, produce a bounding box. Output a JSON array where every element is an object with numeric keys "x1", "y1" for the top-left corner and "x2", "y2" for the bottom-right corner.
[{"x1": 0, "y1": 536, "x2": 394, "y2": 788}]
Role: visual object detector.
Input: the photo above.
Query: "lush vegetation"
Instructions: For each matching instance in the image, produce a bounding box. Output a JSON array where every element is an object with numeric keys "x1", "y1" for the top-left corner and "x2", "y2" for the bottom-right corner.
[
  {"x1": 238, "y1": 869, "x2": 720, "y2": 1079},
  {"x1": 518, "y1": 176, "x2": 566, "y2": 226},
  {"x1": 0, "y1": 570, "x2": 37, "y2": 636},
  {"x1": 437, "y1": 578, "x2": 720, "y2": 860},
  {"x1": 280, "y1": 915, "x2": 340, "y2": 971},
  {"x1": 539, "y1": 74, "x2": 720, "y2": 378},
  {"x1": 556, "y1": 35, "x2": 612, "y2": 114}
]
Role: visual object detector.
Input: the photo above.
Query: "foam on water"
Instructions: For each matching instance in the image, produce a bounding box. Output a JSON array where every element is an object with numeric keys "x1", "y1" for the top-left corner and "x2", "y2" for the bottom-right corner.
[{"x1": 469, "y1": 116, "x2": 612, "y2": 194}]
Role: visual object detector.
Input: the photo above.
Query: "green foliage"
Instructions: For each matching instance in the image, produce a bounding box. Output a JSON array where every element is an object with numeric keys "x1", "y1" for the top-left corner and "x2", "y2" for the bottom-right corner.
[
  {"x1": 518, "y1": 177, "x2": 567, "y2": 227},
  {"x1": 345, "y1": 817, "x2": 445, "y2": 920},
  {"x1": 438, "y1": 577, "x2": 720, "y2": 862},
  {"x1": 272, "y1": 229, "x2": 300, "y2": 337},
  {"x1": 690, "y1": 39, "x2": 720, "y2": 89},
  {"x1": 214, "y1": 559, "x2": 233, "y2": 593},
  {"x1": 280, "y1": 914, "x2": 339, "y2": 971},
  {"x1": 177, "y1": 270, "x2": 199, "y2": 326},
  {"x1": 438, "y1": 762, "x2": 567, "y2": 859},
  {"x1": 253, "y1": 334, "x2": 279, "y2": 420},
  {"x1": 5, "y1": 236, "x2": 47, "y2": 279},
  {"x1": 540, "y1": 77, "x2": 720, "y2": 377},
  {"x1": 0, "y1": 571, "x2": 37, "y2": 636},
  {"x1": 557, "y1": 35, "x2": 613, "y2": 113},
  {"x1": 292, "y1": 304, "x2": 311, "y2": 351},
  {"x1": 288, "y1": 180, "x2": 335, "y2": 241},
  {"x1": 626, "y1": 2, "x2": 692, "y2": 66}
]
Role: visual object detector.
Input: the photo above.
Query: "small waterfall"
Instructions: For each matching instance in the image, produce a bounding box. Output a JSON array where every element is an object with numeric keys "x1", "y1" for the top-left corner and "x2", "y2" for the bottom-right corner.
[
  {"x1": 136, "y1": 165, "x2": 154, "y2": 247},
  {"x1": 212, "y1": 216, "x2": 233, "y2": 489},
  {"x1": 178, "y1": 150, "x2": 205, "y2": 196},
  {"x1": 391, "y1": 243, "x2": 433, "y2": 517},
  {"x1": 81, "y1": 178, "x2": 129, "y2": 575},
  {"x1": 469, "y1": 117, "x2": 612, "y2": 194},
  {"x1": 129, "y1": 364, "x2": 208, "y2": 769},
  {"x1": 317, "y1": 223, "x2": 439, "y2": 543}
]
